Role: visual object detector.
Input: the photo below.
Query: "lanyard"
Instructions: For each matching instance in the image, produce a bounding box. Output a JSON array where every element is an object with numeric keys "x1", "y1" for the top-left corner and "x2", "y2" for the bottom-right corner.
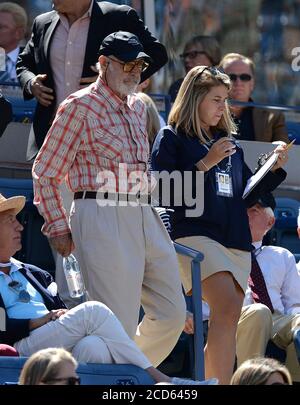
[{"x1": 202, "y1": 143, "x2": 232, "y2": 173}]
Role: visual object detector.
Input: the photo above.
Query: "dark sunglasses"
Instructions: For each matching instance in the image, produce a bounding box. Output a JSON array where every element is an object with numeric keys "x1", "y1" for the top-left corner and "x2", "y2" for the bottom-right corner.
[
  {"x1": 42, "y1": 376, "x2": 81, "y2": 385},
  {"x1": 107, "y1": 57, "x2": 149, "y2": 73},
  {"x1": 228, "y1": 73, "x2": 252, "y2": 82},
  {"x1": 179, "y1": 50, "x2": 209, "y2": 60},
  {"x1": 8, "y1": 280, "x2": 31, "y2": 303}
]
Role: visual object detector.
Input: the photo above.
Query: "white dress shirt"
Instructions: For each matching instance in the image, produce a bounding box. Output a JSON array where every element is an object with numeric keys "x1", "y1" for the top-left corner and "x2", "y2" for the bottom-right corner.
[{"x1": 243, "y1": 241, "x2": 300, "y2": 315}]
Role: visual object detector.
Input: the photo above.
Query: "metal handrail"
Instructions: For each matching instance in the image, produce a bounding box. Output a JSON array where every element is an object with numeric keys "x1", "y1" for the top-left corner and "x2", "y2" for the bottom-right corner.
[{"x1": 173, "y1": 241, "x2": 205, "y2": 381}]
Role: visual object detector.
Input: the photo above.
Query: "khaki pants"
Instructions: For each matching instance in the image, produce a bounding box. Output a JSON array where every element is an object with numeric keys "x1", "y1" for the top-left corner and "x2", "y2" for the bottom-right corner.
[
  {"x1": 237, "y1": 303, "x2": 300, "y2": 381},
  {"x1": 15, "y1": 301, "x2": 152, "y2": 369},
  {"x1": 70, "y1": 200, "x2": 186, "y2": 367}
]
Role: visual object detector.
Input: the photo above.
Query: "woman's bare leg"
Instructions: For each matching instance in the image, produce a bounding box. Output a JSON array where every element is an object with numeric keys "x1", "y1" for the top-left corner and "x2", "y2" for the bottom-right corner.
[{"x1": 202, "y1": 271, "x2": 244, "y2": 385}]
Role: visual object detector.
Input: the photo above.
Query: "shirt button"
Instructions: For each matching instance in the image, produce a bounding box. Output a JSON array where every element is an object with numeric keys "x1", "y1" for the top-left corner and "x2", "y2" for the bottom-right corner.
[
  {"x1": 66, "y1": 82, "x2": 70, "y2": 87},
  {"x1": 67, "y1": 61, "x2": 71, "y2": 65},
  {"x1": 69, "y1": 41, "x2": 72, "y2": 45}
]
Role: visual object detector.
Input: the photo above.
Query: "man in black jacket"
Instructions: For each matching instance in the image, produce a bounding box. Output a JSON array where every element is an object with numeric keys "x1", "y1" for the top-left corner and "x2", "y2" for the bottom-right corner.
[{"x1": 16, "y1": 0, "x2": 167, "y2": 157}]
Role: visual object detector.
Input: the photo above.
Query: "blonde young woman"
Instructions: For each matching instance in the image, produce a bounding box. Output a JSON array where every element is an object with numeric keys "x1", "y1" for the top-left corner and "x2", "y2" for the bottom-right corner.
[
  {"x1": 151, "y1": 66, "x2": 289, "y2": 384},
  {"x1": 19, "y1": 348, "x2": 80, "y2": 385}
]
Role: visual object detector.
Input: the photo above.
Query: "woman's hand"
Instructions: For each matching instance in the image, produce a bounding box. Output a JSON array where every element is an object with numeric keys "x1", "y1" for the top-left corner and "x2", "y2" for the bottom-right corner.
[
  {"x1": 271, "y1": 144, "x2": 289, "y2": 172},
  {"x1": 196, "y1": 137, "x2": 236, "y2": 171}
]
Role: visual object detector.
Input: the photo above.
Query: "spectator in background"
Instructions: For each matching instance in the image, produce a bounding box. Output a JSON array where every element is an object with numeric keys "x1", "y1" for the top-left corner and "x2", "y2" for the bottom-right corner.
[
  {"x1": 237, "y1": 194, "x2": 300, "y2": 382},
  {"x1": 168, "y1": 35, "x2": 221, "y2": 102},
  {"x1": 17, "y1": 0, "x2": 168, "y2": 158},
  {"x1": 137, "y1": 77, "x2": 166, "y2": 128},
  {"x1": 0, "y1": 2, "x2": 27, "y2": 83},
  {"x1": 219, "y1": 53, "x2": 289, "y2": 143},
  {"x1": 152, "y1": 65, "x2": 288, "y2": 384},
  {"x1": 135, "y1": 92, "x2": 162, "y2": 149},
  {"x1": 0, "y1": 90, "x2": 12, "y2": 136},
  {"x1": 230, "y1": 357, "x2": 292, "y2": 385},
  {"x1": 19, "y1": 348, "x2": 80, "y2": 385}
]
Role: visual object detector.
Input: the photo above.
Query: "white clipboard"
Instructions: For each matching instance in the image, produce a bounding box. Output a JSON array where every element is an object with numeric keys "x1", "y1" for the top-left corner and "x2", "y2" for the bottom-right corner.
[{"x1": 242, "y1": 152, "x2": 278, "y2": 199}]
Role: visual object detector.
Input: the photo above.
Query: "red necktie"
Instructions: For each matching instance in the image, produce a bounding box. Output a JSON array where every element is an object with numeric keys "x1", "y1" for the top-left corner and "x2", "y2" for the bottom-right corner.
[{"x1": 248, "y1": 251, "x2": 274, "y2": 313}]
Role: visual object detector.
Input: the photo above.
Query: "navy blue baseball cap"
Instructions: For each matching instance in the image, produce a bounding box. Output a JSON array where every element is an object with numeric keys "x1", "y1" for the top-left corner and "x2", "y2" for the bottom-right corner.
[
  {"x1": 249, "y1": 192, "x2": 276, "y2": 211},
  {"x1": 98, "y1": 31, "x2": 152, "y2": 63}
]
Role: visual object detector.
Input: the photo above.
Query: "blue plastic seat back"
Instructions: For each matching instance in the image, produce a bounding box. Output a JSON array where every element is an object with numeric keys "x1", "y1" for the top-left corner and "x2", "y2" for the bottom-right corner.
[
  {"x1": 286, "y1": 121, "x2": 300, "y2": 145},
  {"x1": 0, "y1": 357, "x2": 154, "y2": 385},
  {"x1": 0, "y1": 178, "x2": 34, "y2": 201}
]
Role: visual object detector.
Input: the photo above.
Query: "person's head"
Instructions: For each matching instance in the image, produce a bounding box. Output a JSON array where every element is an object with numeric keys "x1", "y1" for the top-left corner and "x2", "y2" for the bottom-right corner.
[
  {"x1": 0, "y1": 194, "x2": 25, "y2": 262},
  {"x1": 230, "y1": 357, "x2": 292, "y2": 385},
  {"x1": 168, "y1": 66, "x2": 237, "y2": 142},
  {"x1": 98, "y1": 31, "x2": 152, "y2": 100},
  {"x1": 0, "y1": 2, "x2": 27, "y2": 53},
  {"x1": 219, "y1": 53, "x2": 255, "y2": 102},
  {"x1": 52, "y1": 0, "x2": 91, "y2": 16},
  {"x1": 180, "y1": 36, "x2": 221, "y2": 74},
  {"x1": 247, "y1": 193, "x2": 276, "y2": 242},
  {"x1": 19, "y1": 348, "x2": 80, "y2": 385},
  {"x1": 135, "y1": 92, "x2": 161, "y2": 149}
]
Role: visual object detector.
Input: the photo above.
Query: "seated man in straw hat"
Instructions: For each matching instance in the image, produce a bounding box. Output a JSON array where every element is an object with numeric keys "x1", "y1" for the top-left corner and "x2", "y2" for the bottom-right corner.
[{"x1": 0, "y1": 193, "x2": 217, "y2": 385}]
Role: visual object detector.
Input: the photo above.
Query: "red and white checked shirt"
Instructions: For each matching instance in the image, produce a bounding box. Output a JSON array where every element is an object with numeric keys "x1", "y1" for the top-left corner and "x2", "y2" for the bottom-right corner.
[{"x1": 32, "y1": 77, "x2": 149, "y2": 238}]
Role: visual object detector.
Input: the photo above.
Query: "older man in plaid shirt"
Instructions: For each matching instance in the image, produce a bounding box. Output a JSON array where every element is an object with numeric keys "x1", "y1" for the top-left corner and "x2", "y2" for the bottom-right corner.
[{"x1": 32, "y1": 31, "x2": 186, "y2": 367}]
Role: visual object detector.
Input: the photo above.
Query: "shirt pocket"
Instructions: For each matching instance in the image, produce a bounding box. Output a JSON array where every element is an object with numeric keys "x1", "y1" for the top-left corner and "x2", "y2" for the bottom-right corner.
[{"x1": 92, "y1": 125, "x2": 123, "y2": 160}]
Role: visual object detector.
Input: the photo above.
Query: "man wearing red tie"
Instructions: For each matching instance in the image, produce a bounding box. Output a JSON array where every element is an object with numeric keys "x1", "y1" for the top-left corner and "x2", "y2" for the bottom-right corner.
[{"x1": 237, "y1": 193, "x2": 300, "y2": 382}]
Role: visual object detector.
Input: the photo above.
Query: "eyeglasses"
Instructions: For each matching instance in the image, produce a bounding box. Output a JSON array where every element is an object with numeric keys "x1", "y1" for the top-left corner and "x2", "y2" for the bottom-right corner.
[
  {"x1": 228, "y1": 73, "x2": 252, "y2": 82},
  {"x1": 107, "y1": 57, "x2": 149, "y2": 73},
  {"x1": 42, "y1": 376, "x2": 81, "y2": 385},
  {"x1": 8, "y1": 280, "x2": 31, "y2": 303},
  {"x1": 179, "y1": 50, "x2": 209, "y2": 60}
]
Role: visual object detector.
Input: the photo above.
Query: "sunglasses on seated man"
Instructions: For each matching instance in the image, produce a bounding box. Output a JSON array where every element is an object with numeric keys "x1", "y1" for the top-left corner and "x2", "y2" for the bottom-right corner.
[
  {"x1": 228, "y1": 73, "x2": 252, "y2": 82},
  {"x1": 8, "y1": 280, "x2": 31, "y2": 303},
  {"x1": 106, "y1": 57, "x2": 149, "y2": 73},
  {"x1": 41, "y1": 376, "x2": 81, "y2": 385}
]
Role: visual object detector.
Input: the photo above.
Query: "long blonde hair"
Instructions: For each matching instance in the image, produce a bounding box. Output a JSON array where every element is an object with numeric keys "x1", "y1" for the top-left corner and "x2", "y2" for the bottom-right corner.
[
  {"x1": 19, "y1": 348, "x2": 78, "y2": 385},
  {"x1": 230, "y1": 357, "x2": 292, "y2": 385},
  {"x1": 168, "y1": 66, "x2": 237, "y2": 143}
]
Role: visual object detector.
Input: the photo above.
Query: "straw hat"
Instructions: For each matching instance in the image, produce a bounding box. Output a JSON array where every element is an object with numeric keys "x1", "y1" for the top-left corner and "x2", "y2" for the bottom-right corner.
[{"x1": 0, "y1": 194, "x2": 25, "y2": 215}]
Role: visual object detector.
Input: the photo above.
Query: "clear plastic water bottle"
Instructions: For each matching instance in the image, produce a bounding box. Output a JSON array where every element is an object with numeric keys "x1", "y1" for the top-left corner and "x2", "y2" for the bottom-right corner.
[
  {"x1": 297, "y1": 207, "x2": 300, "y2": 239},
  {"x1": 63, "y1": 254, "x2": 85, "y2": 298}
]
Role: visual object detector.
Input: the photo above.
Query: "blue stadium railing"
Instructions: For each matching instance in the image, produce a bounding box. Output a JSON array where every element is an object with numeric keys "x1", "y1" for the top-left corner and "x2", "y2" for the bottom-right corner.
[{"x1": 173, "y1": 242, "x2": 205, "y2": 381}]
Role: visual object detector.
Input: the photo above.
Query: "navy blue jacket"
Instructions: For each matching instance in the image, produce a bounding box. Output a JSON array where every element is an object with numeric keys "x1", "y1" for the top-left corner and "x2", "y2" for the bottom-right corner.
[
  {"x1": 151, "y1": 126, "x2": 286, "y2": 251},
  {"x1": 0, "y1": 263, "x2": 66, "y2": 346}
]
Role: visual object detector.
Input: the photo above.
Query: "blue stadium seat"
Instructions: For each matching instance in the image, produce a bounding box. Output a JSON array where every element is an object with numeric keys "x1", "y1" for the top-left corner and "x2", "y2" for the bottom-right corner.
[
  {"x1": 286, "y1": 121, "x2": 300, "y2": 145},
  {"x1": 0, "y1": 178, "x2": 34, "y2": 201},
  {"x1": 0, "y1": 357, "x2": 154, "y2": 385},
  {"x1": 268, "y1": 197, "x2": 300, "y2": 253},
  {"x1": 0, "y1": 83, "x2": 36, "y2": 123}
]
